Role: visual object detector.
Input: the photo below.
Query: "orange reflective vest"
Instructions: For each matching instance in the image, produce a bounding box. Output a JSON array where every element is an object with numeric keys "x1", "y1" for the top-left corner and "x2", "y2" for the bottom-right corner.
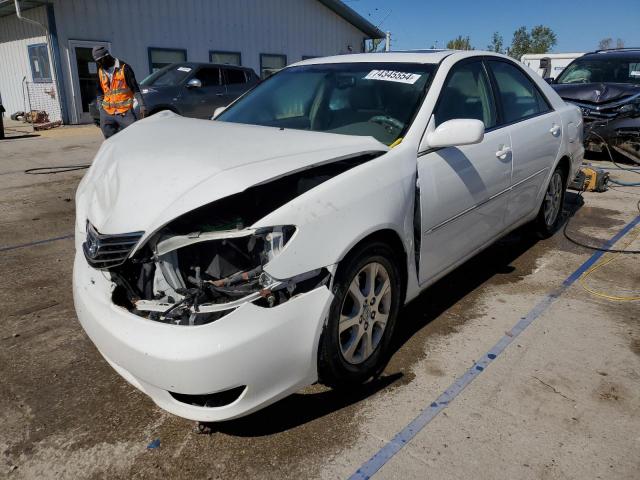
[{"x1": 98, "y1": 62, "x2": 134, "y2": 115}]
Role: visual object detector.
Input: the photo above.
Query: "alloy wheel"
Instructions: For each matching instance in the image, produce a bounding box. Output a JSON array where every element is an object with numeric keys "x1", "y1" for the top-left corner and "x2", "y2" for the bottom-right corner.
[
  {"x1": 544, "y1": 172, "x2": 563, "y2": 227},
  {"x1": 338, "y1": 262, "x2": 392, "y2": 365}
]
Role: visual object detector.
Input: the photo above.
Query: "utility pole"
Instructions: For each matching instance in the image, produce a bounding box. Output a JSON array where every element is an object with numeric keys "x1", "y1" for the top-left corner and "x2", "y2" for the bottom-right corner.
[{"x1": 385, "y1": 31, "x2": 391, "y2": 52}]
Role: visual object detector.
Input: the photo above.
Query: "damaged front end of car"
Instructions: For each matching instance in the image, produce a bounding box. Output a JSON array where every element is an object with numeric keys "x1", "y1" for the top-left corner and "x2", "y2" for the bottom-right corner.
[
  {"x1": 81, "y1": 154, "x2": 382, "y2": 325},
  {"x1": 559, "y1": 89, "x2": 640, "y2": 162}
]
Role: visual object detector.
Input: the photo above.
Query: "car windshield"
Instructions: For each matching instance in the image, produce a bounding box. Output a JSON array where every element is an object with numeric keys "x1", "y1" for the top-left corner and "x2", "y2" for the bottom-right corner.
[
  {"x1": 216, "y1": 62, "x2": 436, "y2": 145},
  {"x1": 140, "y1": 64, "x2": 193, "y2": 86},
  {"x1": 556, "y1": 56, "x2": 640, "y2": 85}
]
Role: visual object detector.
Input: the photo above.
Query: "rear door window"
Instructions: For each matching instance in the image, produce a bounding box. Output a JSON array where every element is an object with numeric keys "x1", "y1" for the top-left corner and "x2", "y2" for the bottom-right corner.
[
  {"x1": 224, "y1": 68, "x2": 246, "y2": 85},
  {"x1": 434, "y1": 60, "x2": 497, "y2": 128},
  {"x1": 487, "y1": 60, "x2": 551, "y2": 124}
]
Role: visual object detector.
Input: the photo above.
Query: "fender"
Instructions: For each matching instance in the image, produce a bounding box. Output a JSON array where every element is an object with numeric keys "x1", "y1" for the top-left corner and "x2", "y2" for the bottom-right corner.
[{"x1": 255, "y1": 146, "x2": 417, "y2": 281}]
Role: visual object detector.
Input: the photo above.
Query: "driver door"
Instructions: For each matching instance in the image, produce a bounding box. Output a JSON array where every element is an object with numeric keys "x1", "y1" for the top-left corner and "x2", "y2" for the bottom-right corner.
[{"x1": 417, "y1": 59, "x2": 512, "y2": 284}]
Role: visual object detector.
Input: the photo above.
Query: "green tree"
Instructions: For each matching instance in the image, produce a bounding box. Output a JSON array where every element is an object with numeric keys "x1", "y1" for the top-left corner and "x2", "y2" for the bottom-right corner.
[
  {"x1": 530, "y1": 25, "x2": 557, "y2": 53},
  {"x1": 487, "y1": 32, "x2": 504, "y2": 53},
  {"x1": 507, "y1": 26, "x2": 531, "y2": 60},
  {"x1": 616, "y1": 38, "x2": 625, "y2": 48},
  {"x1": 447, "y1": 35, "x2": 473, "y2": 50},
  {"x1": 507, "y1": 25, "x2": 557, "y2": 59}
]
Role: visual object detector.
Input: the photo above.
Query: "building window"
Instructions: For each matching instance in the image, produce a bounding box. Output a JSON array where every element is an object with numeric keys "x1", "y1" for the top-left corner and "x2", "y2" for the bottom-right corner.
[
  {"x1": 260, "y1": 54, "x2": 287, "y2": 79},
  {"x1": 28, "y1": 44, "x2": 52, "y2": 83},
  {"x1": 210, "y1": 51, "x2": 241, "y2": 66},
  {"x1": 148, "y1": 48, "x2": 187, "y2": 73}
]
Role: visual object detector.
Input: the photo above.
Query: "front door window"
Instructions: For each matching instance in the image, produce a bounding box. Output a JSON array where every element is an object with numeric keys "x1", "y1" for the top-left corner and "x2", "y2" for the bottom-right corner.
[{"x1": 434, "y1": 61, "x2": 497, "y2": 128}]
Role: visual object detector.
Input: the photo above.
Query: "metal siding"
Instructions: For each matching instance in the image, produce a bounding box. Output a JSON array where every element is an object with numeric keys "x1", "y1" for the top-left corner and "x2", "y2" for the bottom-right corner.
[
  {"x1": 0, "y1": 5, "x2": 61, "y2": 118},
  {"x1": 50, "y1": 0, "x2": 366, "y2": 123}
]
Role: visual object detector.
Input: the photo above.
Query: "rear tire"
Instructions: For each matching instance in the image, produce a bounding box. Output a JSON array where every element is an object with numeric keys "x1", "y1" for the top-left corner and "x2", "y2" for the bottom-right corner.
[
  {"x1": 318, "y1": 241, "x2": 401, "y2": 389},
  {"x1": 533, "y1": 165, "x2": 566, "y2": 238}
]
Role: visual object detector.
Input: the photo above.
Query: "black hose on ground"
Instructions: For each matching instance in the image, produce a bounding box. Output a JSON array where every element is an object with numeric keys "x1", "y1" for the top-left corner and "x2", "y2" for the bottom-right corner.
[
  {"x1": 588, "y1": 131, "x2": 640, "y2": 187},
  {"x1": 24, "y1": 164, "x2": 90, "y2": 174},
  {"x1": 563, "y1": 193, "x2": 640, "y2": 254}
]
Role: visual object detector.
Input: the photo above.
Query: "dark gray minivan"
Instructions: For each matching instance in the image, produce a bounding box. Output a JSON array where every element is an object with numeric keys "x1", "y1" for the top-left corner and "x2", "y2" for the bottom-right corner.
[{"x1": 90, "y1": 62, "x2": 259, "y2": 123}]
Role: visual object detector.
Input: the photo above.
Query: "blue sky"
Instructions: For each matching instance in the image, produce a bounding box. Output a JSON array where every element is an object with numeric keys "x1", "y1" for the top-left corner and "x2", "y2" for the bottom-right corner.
[{"x1": 346, "y1": 0, "x2": 640, "y2": 52}]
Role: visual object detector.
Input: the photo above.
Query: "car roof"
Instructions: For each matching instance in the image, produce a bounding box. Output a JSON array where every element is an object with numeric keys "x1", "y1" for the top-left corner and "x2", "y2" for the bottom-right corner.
[
  {"x1": 176, "y1": 62, "x2": 251, "y2": 70},
  {"x1": 582, "y1": 48, "x2": 640, "y2": 59},
  {"x1": 292, "y1": 50, "x2": 516, "y2": 67},
  {"x1": 294, "y1": 51, "x2": 454, "y2": 66}
]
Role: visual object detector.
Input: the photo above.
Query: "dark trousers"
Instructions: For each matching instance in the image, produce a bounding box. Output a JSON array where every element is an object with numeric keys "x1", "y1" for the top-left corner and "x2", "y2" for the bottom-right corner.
[{"x1": 100, "y1": 109, "x2": 136, "y2": 139}]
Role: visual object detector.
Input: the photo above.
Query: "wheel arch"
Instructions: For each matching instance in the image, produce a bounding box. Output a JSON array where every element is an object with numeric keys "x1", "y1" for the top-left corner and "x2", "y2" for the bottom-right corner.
[
  {"x1": 336, "y1": 228, "x2": 409, "y2": 305},
  {"x1": 556, "y1": 155, "x2": 571, "y2": 181}
]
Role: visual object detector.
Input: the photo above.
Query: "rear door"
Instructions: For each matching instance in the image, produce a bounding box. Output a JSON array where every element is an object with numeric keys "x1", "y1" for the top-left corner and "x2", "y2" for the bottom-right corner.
[
  {"x1": 417, "y1": 59, "x2": 512, "y2": 284},
  {"x1": 222, "y1": 68, "x2": 250, "y2": 106},
  {"x1": 485, "y1": 59, "x2": 562, "y2": 225},
  {"x1": 181, "y1": 66, "x2": 226, "y2": 118}
]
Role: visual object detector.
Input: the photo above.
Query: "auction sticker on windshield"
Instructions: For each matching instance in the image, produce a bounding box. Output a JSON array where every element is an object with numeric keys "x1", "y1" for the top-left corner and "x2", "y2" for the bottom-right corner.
[{"x1": 364, "y1": 70, "x2": 422, "y2": 84}]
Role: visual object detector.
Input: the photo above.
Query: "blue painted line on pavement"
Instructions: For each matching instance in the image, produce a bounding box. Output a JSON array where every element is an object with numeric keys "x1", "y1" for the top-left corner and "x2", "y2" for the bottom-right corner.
[
  {"x1": 349, "y1": 214, "x2": 640, "y2": 480},
  {"x1": 0, "y1": 233, "x2": 74, "y2": 253}
]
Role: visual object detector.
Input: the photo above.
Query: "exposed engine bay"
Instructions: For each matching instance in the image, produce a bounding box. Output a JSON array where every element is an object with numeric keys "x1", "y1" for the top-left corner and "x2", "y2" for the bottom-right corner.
[
  {"x1": 87, "y1": 154, "x2": 383, "y2": 325},
  {"x1": 110, "y1": 225, "x2": 330, "y2": 326},
  {"x1": 584, "y1": 116, "x2": 640, "y2": 162},
  {"x1": 553, "y1": 83, "x2": 640, "y2": 162}
]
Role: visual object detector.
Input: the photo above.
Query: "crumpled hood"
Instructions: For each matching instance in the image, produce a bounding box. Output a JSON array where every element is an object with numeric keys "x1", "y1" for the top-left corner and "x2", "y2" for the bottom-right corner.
[
  {"x1": 552, "y1": 82, "x2": 640, "y2": 104},
  {"x1": 76, "y1": 111, "x2": 387, "y2": 237}
]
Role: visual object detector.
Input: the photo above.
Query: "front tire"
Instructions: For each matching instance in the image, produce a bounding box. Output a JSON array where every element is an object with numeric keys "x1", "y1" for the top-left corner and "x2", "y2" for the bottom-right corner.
[
  {"x1": 318, "y1": 241, "x2": 401, "y2": 389},
  {"x1": 533, "y1": 165, "x2": 566, "y2": 238}
]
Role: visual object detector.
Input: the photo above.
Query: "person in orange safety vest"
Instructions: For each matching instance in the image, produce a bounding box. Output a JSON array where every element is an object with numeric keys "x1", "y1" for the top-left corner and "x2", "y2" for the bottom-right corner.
[{"x1": 92, "y1": 46, "x2": 146, "y2": 139}]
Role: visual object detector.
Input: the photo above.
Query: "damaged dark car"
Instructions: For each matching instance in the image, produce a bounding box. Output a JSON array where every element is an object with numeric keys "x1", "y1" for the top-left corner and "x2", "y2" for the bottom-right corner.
[{"x1": 551, "y1": 48, "x2": 640, "y2": 162}]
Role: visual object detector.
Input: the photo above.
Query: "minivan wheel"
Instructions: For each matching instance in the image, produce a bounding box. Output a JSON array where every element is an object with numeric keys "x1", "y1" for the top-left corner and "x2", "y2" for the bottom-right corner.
[
  {"x1": 318, "y1": 241, "x2": 401, "y2": 388},
  {"x1": 533, "y1": 166, "x2": 566, "y2": 238}
]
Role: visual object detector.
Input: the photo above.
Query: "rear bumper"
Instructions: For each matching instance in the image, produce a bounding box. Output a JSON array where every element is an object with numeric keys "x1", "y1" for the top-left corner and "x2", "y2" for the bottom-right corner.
[{"x1": 72, "y1": 251, "x2": 333, "y2": 421}]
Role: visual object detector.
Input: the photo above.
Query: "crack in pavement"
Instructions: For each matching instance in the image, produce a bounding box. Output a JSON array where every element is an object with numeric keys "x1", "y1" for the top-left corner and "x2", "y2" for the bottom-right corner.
[{"x1": 532, "y1": 376, "x2": 576, "y2": 403}]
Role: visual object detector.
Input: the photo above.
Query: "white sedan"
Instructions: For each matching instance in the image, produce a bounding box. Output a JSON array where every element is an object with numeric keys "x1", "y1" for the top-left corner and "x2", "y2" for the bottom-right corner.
[{"x1": 73, "y1": 51, "x2": 583, "y2": 422}]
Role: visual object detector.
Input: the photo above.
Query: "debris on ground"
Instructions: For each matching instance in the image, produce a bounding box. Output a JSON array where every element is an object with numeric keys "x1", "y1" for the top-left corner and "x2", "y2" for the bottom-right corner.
[
  {"x1": 196, "y1": 422, "x2": 215, "y2": 435},
  {"x1": 147, "y1": 439, "x2": 161, "y2": 449}
]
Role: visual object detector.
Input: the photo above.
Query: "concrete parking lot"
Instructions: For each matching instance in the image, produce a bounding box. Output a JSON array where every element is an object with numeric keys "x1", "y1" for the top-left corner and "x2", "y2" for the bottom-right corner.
[{"x1": 1, "y1": 125, "x2": 639, "y2": 479}]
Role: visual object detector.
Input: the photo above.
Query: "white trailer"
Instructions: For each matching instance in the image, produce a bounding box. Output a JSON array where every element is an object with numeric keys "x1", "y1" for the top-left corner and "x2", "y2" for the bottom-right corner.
[{"x1": 521, "y1": 53, "x2": 585, "y2": 80}]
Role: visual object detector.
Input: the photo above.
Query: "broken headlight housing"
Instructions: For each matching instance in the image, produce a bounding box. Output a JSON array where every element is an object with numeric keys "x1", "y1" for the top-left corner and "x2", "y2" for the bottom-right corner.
[{"x1": 110, "y1": 225, "x2": 329, "y2": 326}]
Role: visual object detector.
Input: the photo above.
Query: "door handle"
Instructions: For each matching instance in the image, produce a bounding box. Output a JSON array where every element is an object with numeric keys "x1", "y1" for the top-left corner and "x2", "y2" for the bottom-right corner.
[
  {"x1": 550, "y1": 124, "x2": 561, "y2": 136},
  {"x1": 216, "y1": 93, "x2": 224, "y2": 97},
  {"x1": 496, "y1": 145, "x2": 512, "y2": 159}
]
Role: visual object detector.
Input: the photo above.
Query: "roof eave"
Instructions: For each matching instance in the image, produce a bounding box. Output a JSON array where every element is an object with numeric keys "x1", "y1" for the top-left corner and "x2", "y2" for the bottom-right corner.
[
  {"x1": 0, "y1": 0, "x2": 49, "y2": 18},
  {"x1": 317, "y1": 0, "x2": 385, "y2": 39}
]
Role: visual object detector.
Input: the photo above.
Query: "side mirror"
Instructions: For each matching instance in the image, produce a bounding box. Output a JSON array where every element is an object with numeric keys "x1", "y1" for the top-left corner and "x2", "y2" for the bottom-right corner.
[
  {"x1": 212, "y1": 106, "x2": 227, "y2": 119},
  {"x1": 422, "y1": 118, "x2": 485, "y2": 150},
  {"x1": 544, "y1": 77, "x2": 555, "y2": 84},
  {"x1": 186, "y1": 78, "x2": 202, "y2": 89}
]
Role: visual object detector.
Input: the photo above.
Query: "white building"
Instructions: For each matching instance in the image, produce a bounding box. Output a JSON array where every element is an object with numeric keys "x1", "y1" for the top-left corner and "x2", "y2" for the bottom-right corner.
[{"x1": 0, "y1": 0, "x2": 383, "y2": 124}]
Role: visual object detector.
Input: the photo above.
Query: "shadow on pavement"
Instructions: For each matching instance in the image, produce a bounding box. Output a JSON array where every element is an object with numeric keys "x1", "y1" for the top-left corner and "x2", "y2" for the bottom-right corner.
[
  {"x1": 212, "y1": 372, "x2": 403, "y2": 436},
  {"x1": 1, "y1": 133, "x2": 40, "y2": 140},
  {"x1": 209, "y1": 193, "x2": 584, "y2": 436},
  {"x1": 392, "y1": 190, "x2": 584, "y2": 356}
]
